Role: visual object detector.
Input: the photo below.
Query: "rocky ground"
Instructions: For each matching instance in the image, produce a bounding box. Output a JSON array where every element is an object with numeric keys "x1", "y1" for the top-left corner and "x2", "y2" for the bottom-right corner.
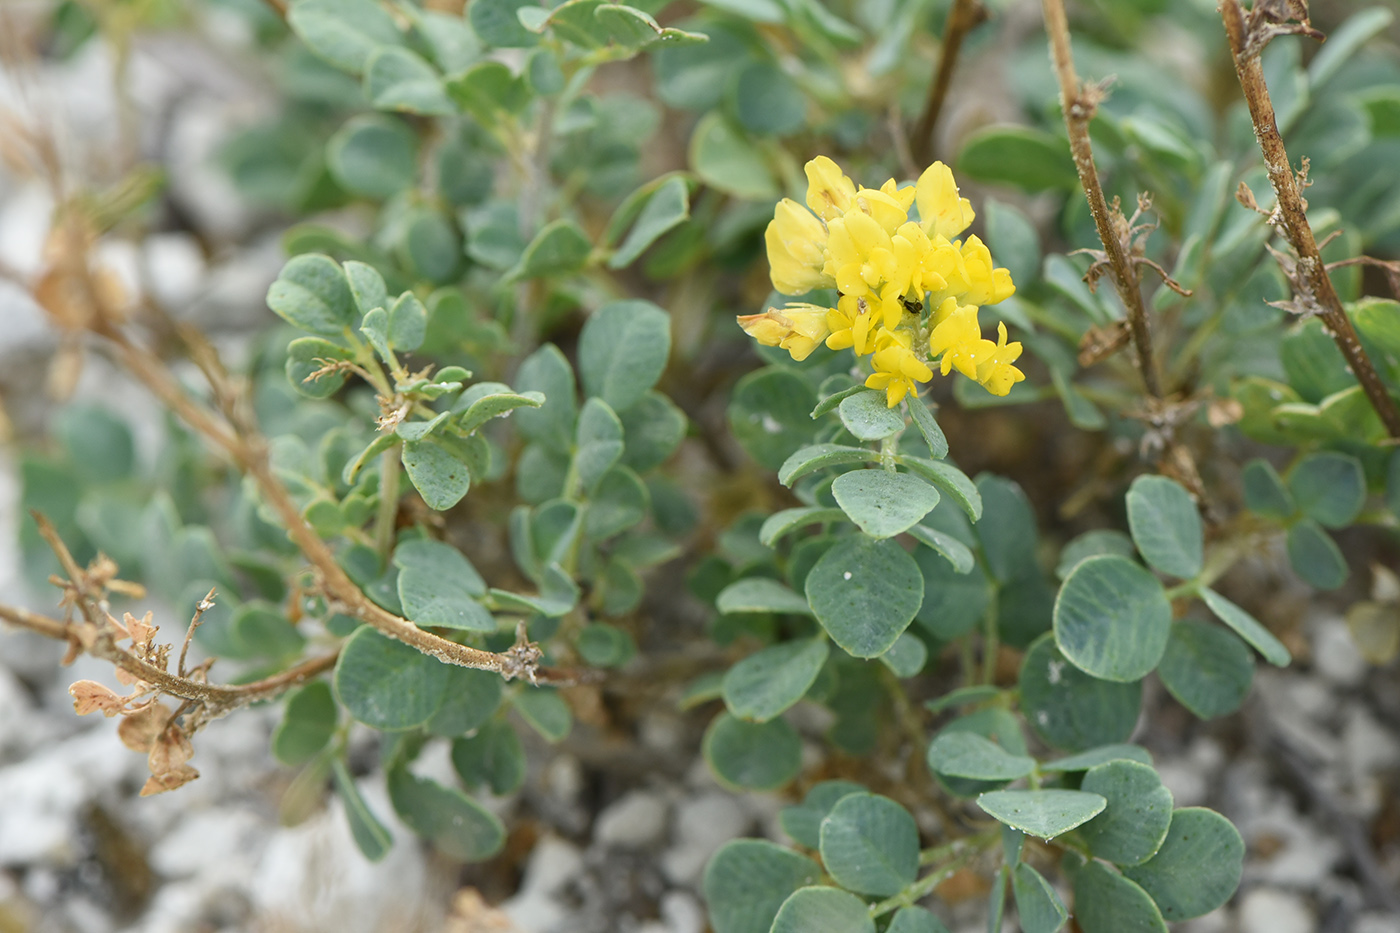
[{"x1": 2, "y1": 7, "x2": 1399, "y2": 933}]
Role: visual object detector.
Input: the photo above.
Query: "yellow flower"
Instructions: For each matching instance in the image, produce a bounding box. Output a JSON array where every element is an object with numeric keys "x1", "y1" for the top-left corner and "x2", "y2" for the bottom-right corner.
[
  {"x1": 825, "y1": 294, "x2": 880, "y2": 355},
  {"x1": 854, "y1": 183, "x2": 915, "y2": 235},
  {"x1": 737, "y1": 304, "x2": 832, "y2": 362},
  {"x1": 975, "y1": 322, "x2": 1025, "y2": 396},
  {"x1": 916, "y1": 161, "x2": 975, "y2": 241},
  {"x1": 805, "y1": 156, "x2": 857, "y2": 222},
  {"x1": 865, "y1": 329, "x2": 933, "y2": 407},
  {"x1": 957, "y1": 236, "x2": 1016, "y2": 306},
  {"x1": 765, "y1": 199, "x2": 832, "y2": 295},
  {"x1": 928, "y1": 301, "x2": 994, "y2": 379}
]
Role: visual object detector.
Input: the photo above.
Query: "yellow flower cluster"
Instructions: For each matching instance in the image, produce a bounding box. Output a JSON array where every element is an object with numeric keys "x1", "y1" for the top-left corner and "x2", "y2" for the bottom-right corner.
[{"x1": 738, "y1": 156, "x2": 1023, "y2": 406}]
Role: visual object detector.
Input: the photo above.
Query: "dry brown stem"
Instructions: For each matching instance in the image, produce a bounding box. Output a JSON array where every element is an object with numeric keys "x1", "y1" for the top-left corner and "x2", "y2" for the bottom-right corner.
[
  {"x1": 1042, "y1": 0, "x2": 1161, "y2": 399},
  {"x1": 0, "y1": 515, "x2": 338, "y2": 718},
  {"x1": 912, "y1": 0, "x2": 987, "y2": 167},
  {"x1": 1220, "y1": 0, "x2": 1400, "y2": 439}
]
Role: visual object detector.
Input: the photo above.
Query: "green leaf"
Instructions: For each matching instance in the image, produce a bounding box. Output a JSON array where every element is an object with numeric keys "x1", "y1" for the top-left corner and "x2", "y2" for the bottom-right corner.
[
  {"x1": 1122, "y1": 808, "x2": 1245, "y2": 920},
  {"x1": 729, "y1": 369, "x2": 819, "y2": 471},
  {"x1": 730, "y1": 61, "x2": 805, "y2": 137},
  {"x1": 905, "y1": 398, "x2": 948, "y2": 459},
  {"x1": 819, "y1": 793, "x2": 919, "y2": 897},
  {"x1": 779, "y1": 780, "x2": 866, "y2": 848},
  {"x1": 578, "y1": 299, "x2": 671, "y2": 412},
  {"x1": 1286, "y1": 518, "x2": 1348, "y2": 590},
  {"x1": 1012, "y1": 863, "x2": 1067, "y2": 933},
  {"x1": 401, "y1": 435, "x2": 474, "y2": 510},
  {"x1": 831, "y1": 470, "x2": 939, "y2": 539},
  {"x1": 927, "y1": 731, "x2": 1036, "y2": 781},
  {"x1": 759, "y1": 506, "x2": 847, "y2": 546},
  {"x1": 343, "y1": 260, "x2": 387, "y2": 313},
  {"x1": 468, "y1": 0, "x2": 539, "y2": 47},
  {"x1": 288, "y1": 0, "x2": 403, "y2": 74},
  {"x1": 575, "y1": 622, "x2": 636, "y2": 666},
  {"x1": 907, "y1": 524, "x2": 975, "y2": 574},
  {"x1": 574, "y1": 397, "x2": 625, "y2": 494},
  {"x1": 584, "y1": 466, "x2": 648, "y2": 539},
  {"x1": 1018, "y1": 634, "x2": 1141, "y2": 752},
  {"x1": 273, "y1": 681, "x2": 337, "y2": 767},
  {"x1": 1056, "y1": 530, "x2": 1136, "y2": 580},
  {"x1": 394, "y1": 540, "x2": 493, "y2": 631},
  {"x1": 509, "y1": 218, "x2": 592, "y2": 281},
  {"x1": 424, "y1": 666, "x2": 504, "y2": 738},
  {"x1": 770, "y1": 887, "x2": 874, "y2": 933},
  {"x1": 286, "y1": 337, "x2": 351, "y2": 398},
  {"x1": 703, "y1": 840, "x2": 820, "y2": 933},
  {"x1": 879, "y1": 631, "x2": 928, "y2": 677},
  {"x1": 387, "y1": 766, "x2": 505, "y2": 861},
  {"x1": 923, "y1": 685, "x2": 1003, "y2": 715},
  {"x1": 364, "y1": 46, "x2": 451, "y2": 115},
  {"x1": 703, "y1": 712, "x2": 801, "y2": 790},
  {"x1": 1198, "y1": 587, "x2": 1291, "y2": 666},
  {"x1": 1158, "y1": 621, "x2": 1253, "y2": 719},
  {"x1": 444, "y1": 61, "x2": 529, "y2": 124},
  {"x1": 231, "y1": 602, "x2": 305, "y2": 659},
  {"x1": 334, "y1": 626, "x2": 452, "y2": 730},
  {"x1": 1288, "y1": 451, "x2": 1365, "y2": 528},
  {"x1": 609, "y1": 176, "x2": 690, "y2": 268},
  {"x1": 805, "y1": 535, "x2": 923, "y2": 658},
  {"x1": 514, "y1": 343, "x2": 577, "y2": 454},
  {"x1": 488, "y1": 562, "x2": 578, "y2": 617},
  {"x1": 510, "y1": 687, "x2": 572, "y2": 742},
  {"x1": 838, "y1": 389, "x2": 905, "y2": 440},
  {"x1": 986, "y1": 200, "x2": 1042, "y2": 289},
  {"x1": 451, "y1": 719, "x2": 526, "y2": 795},
  {"x1": 887, "y1": 906, "x2": 951, "y2": 933},
  {"x1": 1041, "y1": 744, "x2": 1152, "y2": 772},
  {"x1": 1241, "y1": 459, "x2": 1295, "y2": 520},
  {"x1": 723, "y1": 637, "x2": 829, "y2": 721},
  {"x1": 689, "y1": 111, "x2": 777, "y2": 201},
  {"x1": 617, "y1": 390, "x2": 686, "y2": 471},
  {"x1": 932, "y1": 709, "x2": 1028, "y2": 798},
  {"x1": 1072, "y1": 862, "x2": 1168, "y2": 933},
  {"x1": 1079, "y1": 760, "x2": 1174, "y2": 866},
  {"x1": 1308, "y1": 7, "x2": 1394, "y2": 87},
  {"x1": 326, "y1": 115, "x2": 418, "y2": 199},
  {"x1": 716, "y1": 577, "x2": 811, "y2": 615},
  {"x1": 898, "y1": 458, "x2": 981, "y2": 522},
  {"x1": 975, "y1": 476, "x2": 1037, "y2": 583},
  {"x1": 1125, "y1": 475, "x2": 1202, "y2": 579},
  {"x1": 975, "y1": 790, "x2": 1106, "y2": 840},
  {"x1": 1054, "y1": 556, "x2": 1171, "y2": 682},
  {"x1": 956, "y1": 126, "x2": 1078, "y2": 192},
  {"x1": 914, "y1": 543, "x2": 991, "y2": 640},
  {"x1": 455, "y1": 383, "x2": 546, "y2": 436},
  {"x1": 387, "y1": 292, "x2": 427, "y2": 351},
  {"x1": 267, "y1": 253, "x2": 356, "y2": 336},
  {"x1": 332, "y1": 759, "x2": 392, "y2": 861},
  {"x1": 778, "y1": 444, "x2": 881, "y2": 486}
]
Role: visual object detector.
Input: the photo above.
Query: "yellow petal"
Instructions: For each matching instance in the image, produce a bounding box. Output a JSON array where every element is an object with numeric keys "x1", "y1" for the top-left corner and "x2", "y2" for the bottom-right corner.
[{"x1": 916, "y1": 161, "x2": 975, "y2": 240}]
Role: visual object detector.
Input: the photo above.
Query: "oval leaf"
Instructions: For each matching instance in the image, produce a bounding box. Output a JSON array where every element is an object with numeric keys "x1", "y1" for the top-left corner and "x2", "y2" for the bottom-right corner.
[
  {"x1": 975, "y1": 789, "x2": 1106, "y2": 840},
  {"x1": 1054, "y1": 556, "x2": 1170, "y2": 682},
  {"x1": 819, "y1": 793, "x2": 919, "y2": 897},
  {"x1": 703, "y1": 712, "x2": 801, "y2": 790},
  {"x1": 1078, "y1": 760, "x2": 1174, "y2": 866},
  {"x1": 1122, "y1": 808, "x2": 1244, "y2": 921},
  {"x1": 1126, "y1": 475, "x2": 1203, "y2": 580},
  {"x1": 805, "y1": 535, "x2": 924, "y2": 658},
  {"x1": 723, "y1": 637, "x2": 829, "y2": 722},
  {"x1": 770, "y1": 887, "x2": 875, "y2": 933},
  {"x1": 831, "y1": 470, "x2": 940, "y2": 539}
]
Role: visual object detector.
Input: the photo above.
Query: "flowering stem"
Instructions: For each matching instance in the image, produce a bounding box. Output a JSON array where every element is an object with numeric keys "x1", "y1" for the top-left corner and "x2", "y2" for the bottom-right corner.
[
  {"x1": 1219, "y1": 0, "x2": 1400, "y2": 439},
  {"x1": 912, "y1": 0, "x2": 987, "y2": 167},
  {"x1": 1041, "y1": 0, "x2": 1161, "y2": 400}
]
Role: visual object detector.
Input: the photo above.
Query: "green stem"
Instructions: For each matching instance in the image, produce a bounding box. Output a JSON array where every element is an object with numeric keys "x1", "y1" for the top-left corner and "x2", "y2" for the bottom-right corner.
[
  {"x1": 981, "y1": 587, "x2": 1000, "y2": 685},
  {"x1": 374, "y1": 446, "x2": 401, "y2": 559},
  {"x1": 880, "y1": 435, "x2": 899, "y2": 473}
]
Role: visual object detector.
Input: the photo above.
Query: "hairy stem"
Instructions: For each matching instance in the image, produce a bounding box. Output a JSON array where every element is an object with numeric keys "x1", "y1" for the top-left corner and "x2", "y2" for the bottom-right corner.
[
  {"x1": 1042, "y1": 0, "x2": 1161, "y2": 399},
  {"x1": 1220, "y1": 0, "x2": 1400, "y2": 438}
]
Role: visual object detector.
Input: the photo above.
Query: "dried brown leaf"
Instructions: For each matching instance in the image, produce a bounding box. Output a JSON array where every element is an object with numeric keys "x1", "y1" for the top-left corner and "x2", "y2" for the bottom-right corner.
[
  {"x1": 118, "y1": 703, "x2": 170, "y2": 753},
  {"x1": 69, "y1": 680, "x2": 126, "y2": 717}
]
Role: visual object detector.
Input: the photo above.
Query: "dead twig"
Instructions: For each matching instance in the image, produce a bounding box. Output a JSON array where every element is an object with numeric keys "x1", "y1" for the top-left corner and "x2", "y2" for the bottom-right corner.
[
  {"x1": 911, "y1": 0, "x2": 987, "y2": 167},
  {"x1": 1042, "y1": 0, "x2": 1161, "y2": 399},
  {"x1": 1220, "y1": 0, "x2": 1400, "y2": 439}
]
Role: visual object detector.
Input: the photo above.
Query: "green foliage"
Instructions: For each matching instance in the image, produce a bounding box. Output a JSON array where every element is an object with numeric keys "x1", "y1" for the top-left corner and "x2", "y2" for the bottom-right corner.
[{"x1": 32, "y1": 0, "x2": 1400, "y2": 921}]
